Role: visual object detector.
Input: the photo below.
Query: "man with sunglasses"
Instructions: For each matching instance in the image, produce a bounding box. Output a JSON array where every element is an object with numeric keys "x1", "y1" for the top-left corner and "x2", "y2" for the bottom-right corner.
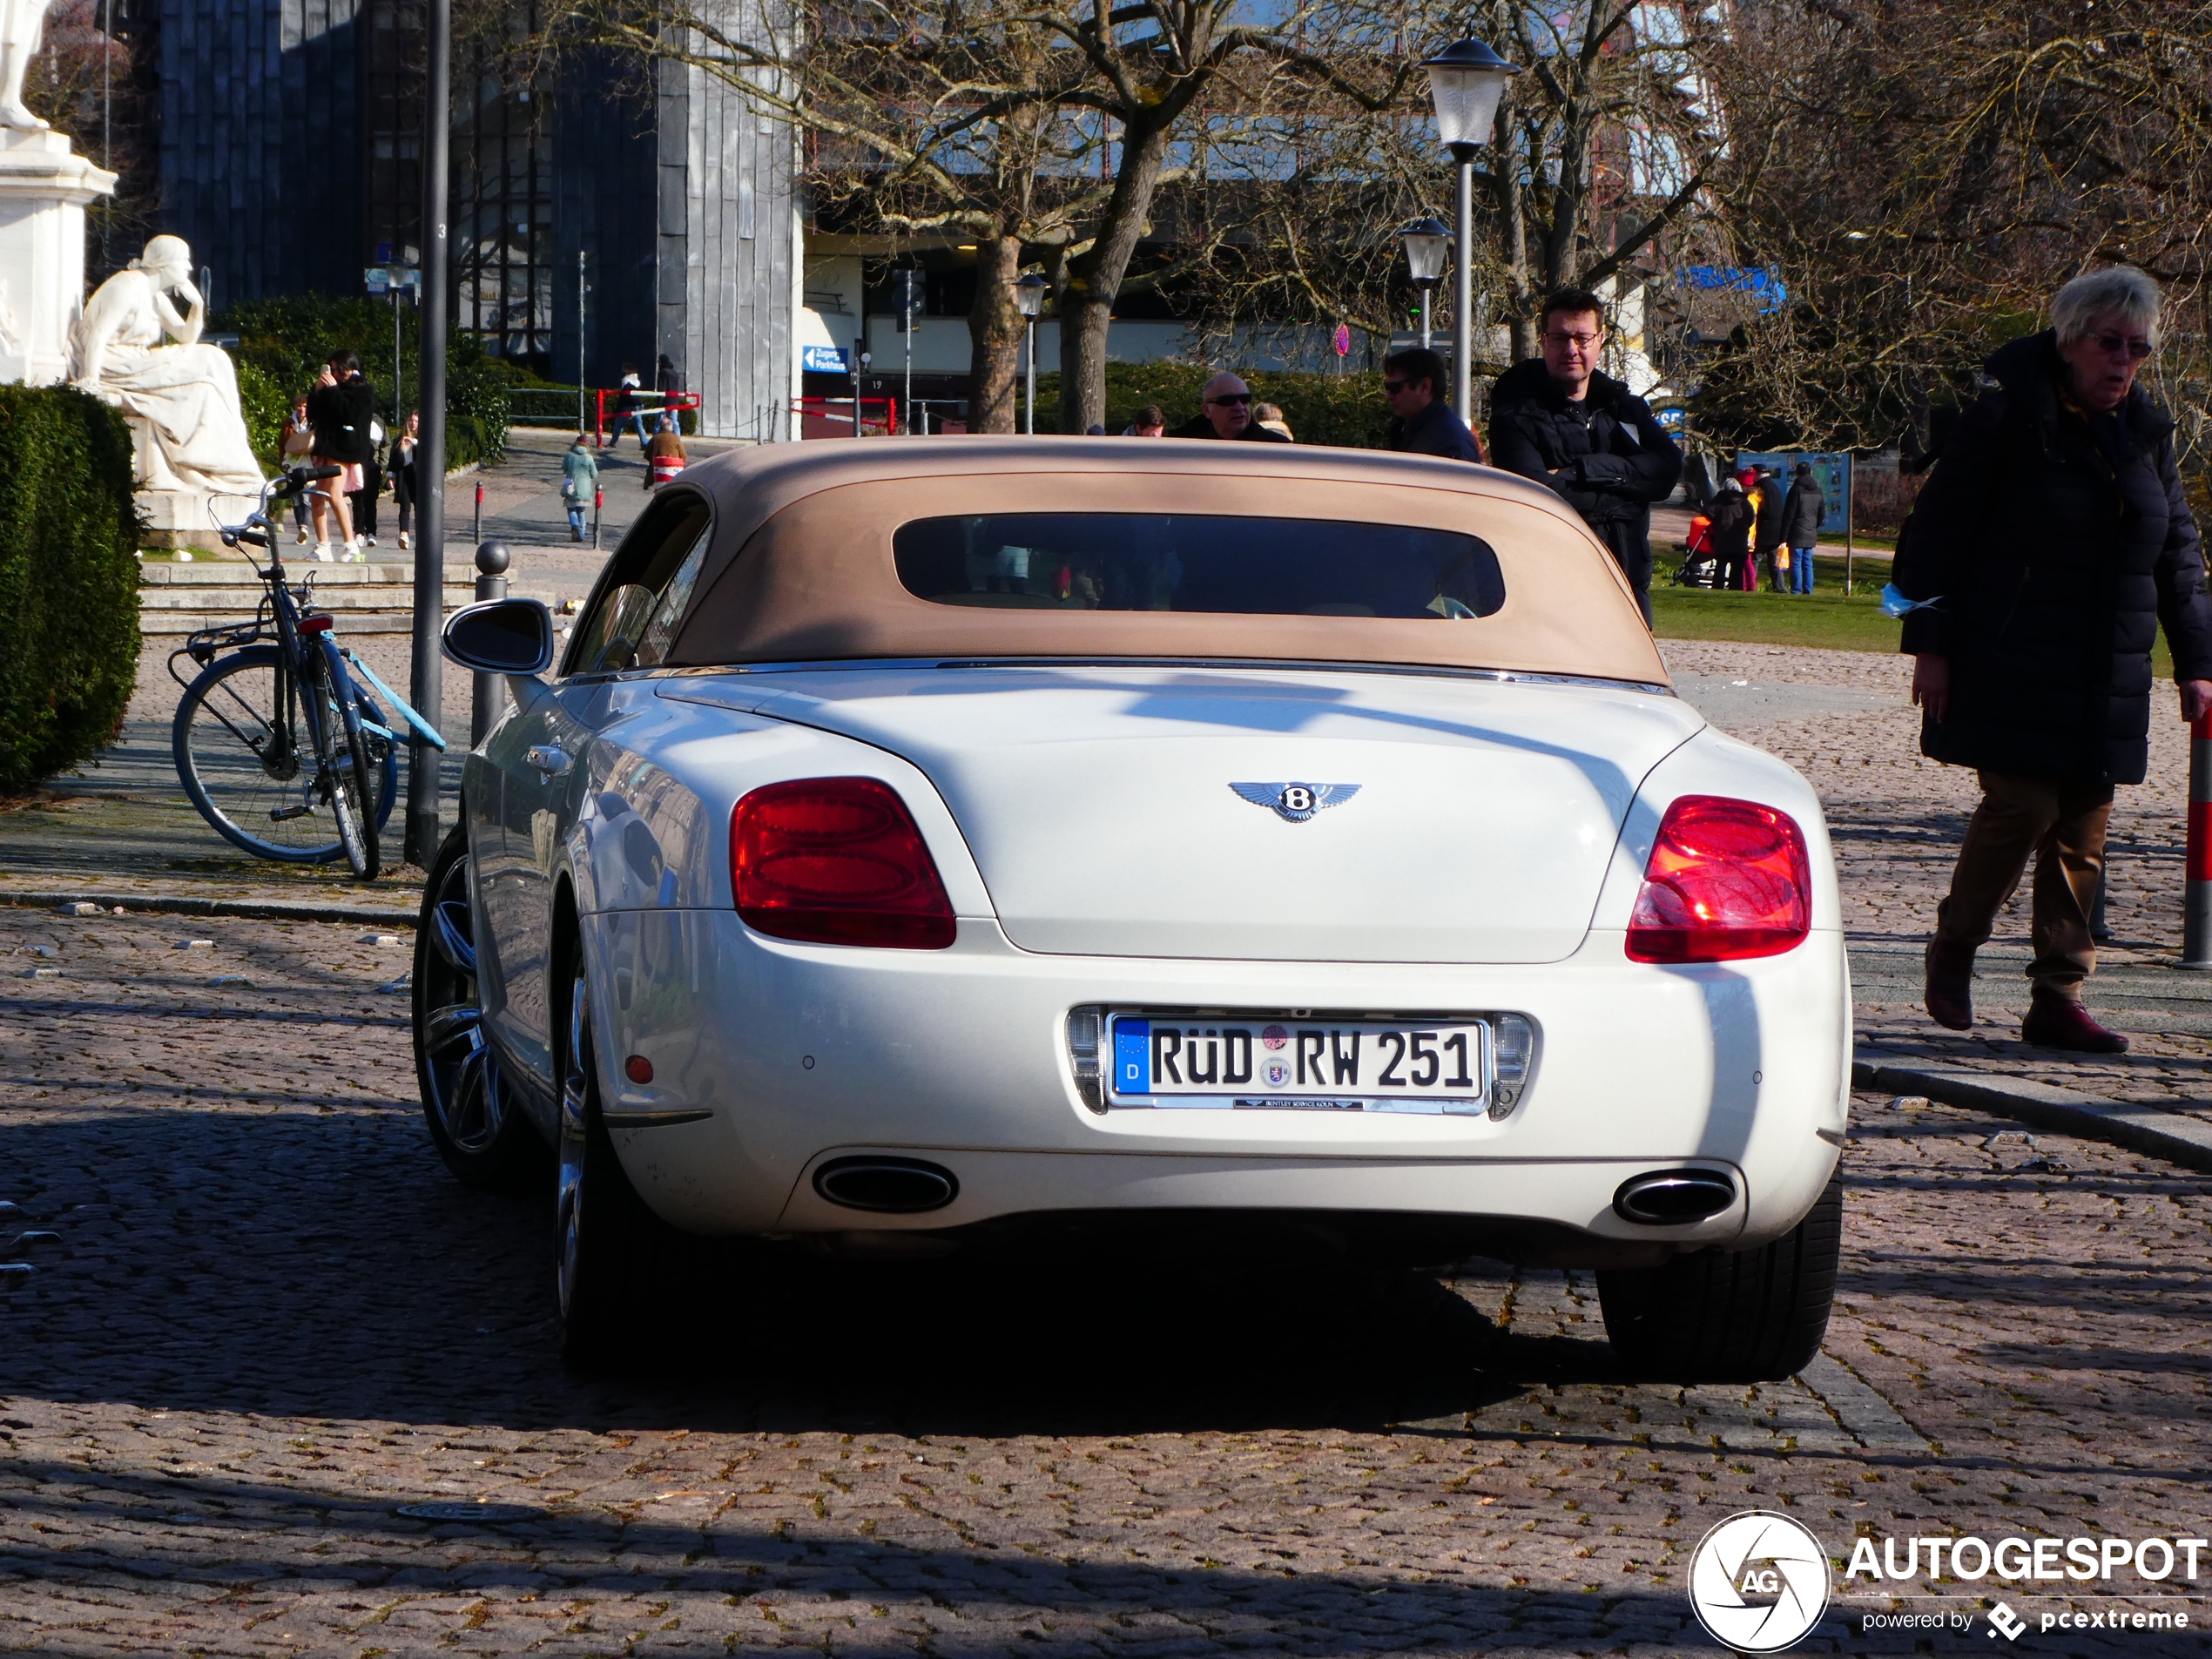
[
  {"x1": 1488, "y1": 287, "x2": 1682, "y2": 623},
  {"x1": 1169, "y1": 372, "x2": 1291, "y2": 442},
  {"x1": 1379, "y1": 347, "x2": 1484, "y2": 464},
  {"x1": 1896, "y1": 266, "x2": 2212, "y2": 1054}
]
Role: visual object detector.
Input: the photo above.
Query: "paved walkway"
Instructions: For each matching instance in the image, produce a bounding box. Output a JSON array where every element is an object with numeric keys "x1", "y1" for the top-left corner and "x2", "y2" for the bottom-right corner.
[{"x1": 2, "y1": 901, "x2": 2206, "y2": 1653}]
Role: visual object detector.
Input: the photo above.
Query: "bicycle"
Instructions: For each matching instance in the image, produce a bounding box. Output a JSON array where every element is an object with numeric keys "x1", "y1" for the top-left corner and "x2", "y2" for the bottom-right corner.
[{"x1": 168, "y1": 465, "x2": 447, "y2": 881}]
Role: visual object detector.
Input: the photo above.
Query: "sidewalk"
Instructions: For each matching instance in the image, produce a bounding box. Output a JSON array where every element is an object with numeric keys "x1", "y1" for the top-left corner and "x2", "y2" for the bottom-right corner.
[{"x1": 1663, "y1": 639, "x2": 2212, "y2": 1171}]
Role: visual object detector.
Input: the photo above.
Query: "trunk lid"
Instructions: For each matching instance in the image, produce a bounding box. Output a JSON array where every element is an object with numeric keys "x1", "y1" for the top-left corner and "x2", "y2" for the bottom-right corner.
[{"x1": 732, "y1": 666, "x2": 1700, "y2": 963}]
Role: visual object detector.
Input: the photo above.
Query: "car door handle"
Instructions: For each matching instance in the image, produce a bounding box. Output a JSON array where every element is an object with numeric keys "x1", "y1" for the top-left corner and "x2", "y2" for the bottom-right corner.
[{"x1": 524, "y1": 745, "x2": 572, "y2": 777}]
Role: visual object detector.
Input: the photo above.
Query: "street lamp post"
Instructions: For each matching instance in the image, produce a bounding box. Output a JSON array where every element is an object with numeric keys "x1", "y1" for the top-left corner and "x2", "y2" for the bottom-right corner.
[
  {"x1": 1398, "y1": 217, "x2": 1449, "y2": 353},
  {"x1": 1015, "y1": 273, "x2": 1046, "y2": 435},
  {"x1": 1421, "y1": 38, "x2": 1518, "y2": 417}
]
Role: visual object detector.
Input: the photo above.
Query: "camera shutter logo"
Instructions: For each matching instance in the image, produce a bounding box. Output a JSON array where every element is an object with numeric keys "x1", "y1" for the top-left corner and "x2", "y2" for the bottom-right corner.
[{"x1": 1688, "y1": 1511, "x2": 1831, "y2": 1653}]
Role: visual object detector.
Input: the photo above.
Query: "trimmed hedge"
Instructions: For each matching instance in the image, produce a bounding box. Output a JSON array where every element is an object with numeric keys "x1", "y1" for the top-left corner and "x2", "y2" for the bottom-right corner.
[
  {"x1": 0, "y1": 386, "x2": 142, "y2": 792},
  {"x1": 1037, "y1": 362, "x2": 1396, "y2": 449},
  {"x1": 214, "y1": 295, "x2": 510, "y2": 471}
]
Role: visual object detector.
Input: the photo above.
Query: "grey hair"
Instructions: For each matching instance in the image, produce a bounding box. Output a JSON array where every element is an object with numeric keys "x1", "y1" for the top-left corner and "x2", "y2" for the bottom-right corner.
[{"x1": 2051, "y1": 266, "x2": 2161, "y2": 347}]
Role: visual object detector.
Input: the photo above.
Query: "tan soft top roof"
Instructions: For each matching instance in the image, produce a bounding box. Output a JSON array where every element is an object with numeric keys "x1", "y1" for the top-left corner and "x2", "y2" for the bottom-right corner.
[{"x1": 663, "y1": 437, "x2": 1667, "y2": 685}]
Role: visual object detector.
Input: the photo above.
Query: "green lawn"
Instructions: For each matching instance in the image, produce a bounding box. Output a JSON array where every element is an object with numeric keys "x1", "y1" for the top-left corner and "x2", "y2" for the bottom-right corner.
[
  {"x1": 1649, "y1": 555, "x2": 1902, "y2": 654},
  {"x1": 1652, "y1": 552, "x2": 2177, "y2": 678}
]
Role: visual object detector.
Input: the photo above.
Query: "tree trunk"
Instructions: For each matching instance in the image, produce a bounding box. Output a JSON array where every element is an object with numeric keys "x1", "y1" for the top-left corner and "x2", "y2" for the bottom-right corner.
[
  {"x1": 1055, "y1": 119, "x2": 1170, "y2": 435},
  {"x1": 968, "y1": 233, "x2": 1024, "y2": 434}
]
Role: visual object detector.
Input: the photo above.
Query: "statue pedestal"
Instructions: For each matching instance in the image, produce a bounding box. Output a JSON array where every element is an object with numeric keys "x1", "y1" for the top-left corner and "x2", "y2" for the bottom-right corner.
[
  {"x1": 0, "y1": 128, "x2": 116, "y2": 386},
  {"x1": 139, "y1": 486, "x2": 265, "y2": 555}
]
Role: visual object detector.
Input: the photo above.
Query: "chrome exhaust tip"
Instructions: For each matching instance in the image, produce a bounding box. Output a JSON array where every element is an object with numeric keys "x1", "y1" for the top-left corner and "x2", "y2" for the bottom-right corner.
[
  {"x1": 1612, "y1": 1169, "x2": 1738, "y2": 1225},
  {"x1": 813, "y1": 1157, "x2": 959, "y2": 1215}
]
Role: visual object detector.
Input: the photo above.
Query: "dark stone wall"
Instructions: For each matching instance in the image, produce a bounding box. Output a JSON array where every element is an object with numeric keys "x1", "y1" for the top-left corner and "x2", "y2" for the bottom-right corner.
[{"x1": 156, "y1": 0, "x2": 362, "y2": 305}]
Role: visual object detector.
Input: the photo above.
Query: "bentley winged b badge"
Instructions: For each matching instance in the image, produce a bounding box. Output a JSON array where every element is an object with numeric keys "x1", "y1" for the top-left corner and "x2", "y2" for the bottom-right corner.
[{"x1": 1230, "y1": 782, "x2": 1362, "y2": 823}]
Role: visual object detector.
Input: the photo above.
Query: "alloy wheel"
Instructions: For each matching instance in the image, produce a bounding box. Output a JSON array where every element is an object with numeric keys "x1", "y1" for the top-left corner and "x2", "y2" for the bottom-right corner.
[{"x1": 418, "y1": 850, "x2": 507, "y2": 1154}]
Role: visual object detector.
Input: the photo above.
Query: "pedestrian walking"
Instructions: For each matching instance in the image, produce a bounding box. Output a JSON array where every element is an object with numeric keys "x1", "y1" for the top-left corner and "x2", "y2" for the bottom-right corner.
[
  {"x1": 1897, "y1": 266, "x2": 2212, "y2": 1053},
  {"x1": 1170, "y1": 374, "x2": 1291, "y2": 442},
  {"x1": 1705, "y1": 473, "x2": 1755, "y2": 591},
  {"x1": 1751, "y1": 464, "x2": 1785, "y2": 590},
  {"x1": 644, "y1": 414, "x2": 688, "y2": 489},
  {"x1": 1123, "y1": 404, "x2": 1167, "y2": 437},
  {"x1": 1779, "y1": 460, "x2": 1824, "y2": 595},
  {"x1": 389, "y1": 410, "x2": 420, "y2": 551},
  {"x1": 1488, "y1": 287, "x2": 1682, "y2": 623},
  {"x1": 562, "y1": 432, "x2": 599, "y2": 541},
  {"x1": 655, "y1": 353, "x2": 683, "y2": 400},
  {"x1": 1379, "y1": 347, "x2": 1484, "y2": 463},
  {"x1": 606, "y1": 361, "x2": 650, "y2": 449},
  {"x1": 305, "y1": 350, "x2": 374, "y2": 562},
  {"x1": 280, "y1": 397, "x2": 314, "y2": 543},
  {"x1": 349, "y1": 415, "x2": 385, "y2": 547}
]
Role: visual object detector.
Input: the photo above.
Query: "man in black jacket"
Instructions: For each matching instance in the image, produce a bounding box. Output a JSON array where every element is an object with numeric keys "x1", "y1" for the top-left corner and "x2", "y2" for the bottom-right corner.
[
  {"x1": 1489, "y1": 287, "x2": 1682, "y2": 621},
  {"x1": 1380, "y1": 347, "x2": 1483, "y2": 463},
  {"x1": 1169, "y1": 373, "x2": 1291, "y2": 442},
  {"x1": 1895, "y1": 266, "x2": 2212, "y2": 1052}
]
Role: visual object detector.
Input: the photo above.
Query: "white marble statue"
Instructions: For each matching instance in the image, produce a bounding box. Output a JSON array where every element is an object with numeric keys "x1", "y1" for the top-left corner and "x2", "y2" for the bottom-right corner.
[
  {"x1": 71, "y1": 235, "x2": 266, "y2": 499},
  {"x1": 0, "y1": 0, "x2": 52, "y2": 129}
]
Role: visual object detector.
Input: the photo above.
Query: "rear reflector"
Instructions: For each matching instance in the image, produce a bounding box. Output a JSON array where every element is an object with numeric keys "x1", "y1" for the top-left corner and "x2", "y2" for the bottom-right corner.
[
  {"x1": 731, "y1": 777, "x2": 956, "y2": 948},
  {"x1": 1625, "y1": 795, "x2": 1811, "y2": 963}
]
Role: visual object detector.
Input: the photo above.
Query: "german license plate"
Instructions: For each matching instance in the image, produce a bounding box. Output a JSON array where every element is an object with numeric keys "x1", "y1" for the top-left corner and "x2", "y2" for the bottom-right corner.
[{"x1": 1105, "y1": 1014, "x2": 1488, "y2": 1113}]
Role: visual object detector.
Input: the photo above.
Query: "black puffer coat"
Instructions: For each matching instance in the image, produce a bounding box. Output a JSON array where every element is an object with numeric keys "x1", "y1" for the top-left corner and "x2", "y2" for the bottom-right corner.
[
  {"x1": 307, "y1": 376, "x2": 376, "y2": 465},
  {"x1": 1488, "y1": 359, "x2": 1682, "y2": 617},
  {"x1": 1893, "y1": 330, "x2": 2212, "y2": 786}
]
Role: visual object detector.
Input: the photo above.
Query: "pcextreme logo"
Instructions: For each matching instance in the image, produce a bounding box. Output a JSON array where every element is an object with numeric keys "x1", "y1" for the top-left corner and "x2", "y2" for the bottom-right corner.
[{"x1": 1688, "y1": 1510, "x2": 1832, "y2": 1653}]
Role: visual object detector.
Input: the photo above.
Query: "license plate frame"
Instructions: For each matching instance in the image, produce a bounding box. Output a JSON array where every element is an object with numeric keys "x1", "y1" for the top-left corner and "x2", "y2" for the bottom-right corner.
[{"x1": 1103, "y1": 1011, "x2": 1491, "y2": 1114}]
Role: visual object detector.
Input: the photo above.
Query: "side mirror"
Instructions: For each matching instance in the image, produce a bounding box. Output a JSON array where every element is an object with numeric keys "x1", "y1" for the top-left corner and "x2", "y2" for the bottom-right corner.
[{"x1": 442, "y1": 598, "x2": 556, "y2": 676}]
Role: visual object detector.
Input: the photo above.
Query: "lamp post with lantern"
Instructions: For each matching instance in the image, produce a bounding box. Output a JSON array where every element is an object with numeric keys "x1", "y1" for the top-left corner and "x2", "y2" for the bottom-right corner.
[
  {"x1": 1398, "y1": 217, "x2": 1449, "y2": 353},
  {"x1": 1420, "y1": 38, "x2": 1518, "y2": 416},
  {"x1": 1015, "y1": 273, "x2": 1047, "y2": 434}
]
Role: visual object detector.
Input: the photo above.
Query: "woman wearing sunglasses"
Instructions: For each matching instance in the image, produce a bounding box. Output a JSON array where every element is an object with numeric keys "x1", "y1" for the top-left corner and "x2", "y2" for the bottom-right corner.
[{"x1": 1897, "y1": 266, "x2": 2212, "y2": 1053}]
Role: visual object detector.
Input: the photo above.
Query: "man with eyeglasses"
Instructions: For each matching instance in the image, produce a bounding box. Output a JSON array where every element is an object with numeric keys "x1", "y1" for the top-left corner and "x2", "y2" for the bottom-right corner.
[
  {"x1": 1170, "y1": 372, "x2": 1291, "y2": 442},
  {"x1": 1488, "y1": 287, "x2": 1683, "y2": 623},
  {"x1": 1895, "y1": 265, "x2": 2212, "y2": 1055},
  {"x1": 1379, "y1": 347, "x2": 1484, "y2": 464}
]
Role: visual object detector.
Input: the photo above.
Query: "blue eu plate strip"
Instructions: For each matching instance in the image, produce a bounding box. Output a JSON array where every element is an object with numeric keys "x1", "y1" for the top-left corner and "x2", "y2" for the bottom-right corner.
[{"x1": 1112, "y1": 1019, "x2": 1150, "y2": 1097}]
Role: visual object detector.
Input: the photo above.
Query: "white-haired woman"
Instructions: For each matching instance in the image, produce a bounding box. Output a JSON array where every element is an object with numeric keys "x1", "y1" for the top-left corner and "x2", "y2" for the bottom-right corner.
[{"x1": 1896, "y1": 266, "x2": 2212, "y2": 1052}]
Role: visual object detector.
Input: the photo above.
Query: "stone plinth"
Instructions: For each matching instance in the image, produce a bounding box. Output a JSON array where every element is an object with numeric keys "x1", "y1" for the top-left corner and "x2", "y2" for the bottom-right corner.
[
  {"x1": 0, "y1": 128, "x2": 115, "y2": 386},
  {"x1": 138, "y1": 485, "x2": 266, "y2": 554}
]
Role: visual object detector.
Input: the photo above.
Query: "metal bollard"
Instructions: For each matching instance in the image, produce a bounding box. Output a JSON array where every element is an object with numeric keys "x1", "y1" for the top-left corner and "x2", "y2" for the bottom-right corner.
[
  {"x1": 592, "y1": 486, "x2": 603, "y2": 550},
  {"x1": 473, "y1": 479, "x2": 483, "y2": 543},
  {"x1": 2184, "y1": 711, "x2": 2212, "y2": 967},
  {"x1": 470, "y1": 541, "x2": 510, "y2": 746}
]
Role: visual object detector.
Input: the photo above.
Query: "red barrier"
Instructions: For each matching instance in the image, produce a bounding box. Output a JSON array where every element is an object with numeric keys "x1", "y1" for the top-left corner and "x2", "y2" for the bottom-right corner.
[
  {"x1": 593, "y1": 389, "x2": 705, "y2": 445},
  {"x1": 2186, "y1": 712, "x2": 2212, "y2": 964}
]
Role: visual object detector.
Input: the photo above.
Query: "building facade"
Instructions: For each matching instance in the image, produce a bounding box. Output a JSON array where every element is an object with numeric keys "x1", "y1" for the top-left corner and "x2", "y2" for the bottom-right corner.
[{"x1": 148, "y1": 0, "x2": 796, "y2": 438}]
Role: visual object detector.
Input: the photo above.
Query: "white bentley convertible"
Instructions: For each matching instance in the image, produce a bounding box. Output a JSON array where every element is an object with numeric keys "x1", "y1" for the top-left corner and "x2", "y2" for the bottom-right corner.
[{"x1": 420, "y1": 439, "x2": 1850, "y2": 1377}]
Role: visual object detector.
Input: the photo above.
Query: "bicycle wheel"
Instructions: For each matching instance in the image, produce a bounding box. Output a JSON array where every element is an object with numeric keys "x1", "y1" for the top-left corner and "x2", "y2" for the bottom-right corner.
[
  {"x1": 347, "y1": 681, "x2": 402, "y2": 833},
  {"x1": 175, "y1": 645, "x2": 351, "y2": 863},
  {"x1": 307, "y1": 639, "x2": 381, "y2": 881}
]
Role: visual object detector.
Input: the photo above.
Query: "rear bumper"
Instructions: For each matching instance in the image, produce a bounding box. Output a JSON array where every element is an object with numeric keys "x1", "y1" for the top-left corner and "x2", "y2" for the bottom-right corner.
[{"x1": 582, "y1": 911, "x2": 1851, "y2": 1254}]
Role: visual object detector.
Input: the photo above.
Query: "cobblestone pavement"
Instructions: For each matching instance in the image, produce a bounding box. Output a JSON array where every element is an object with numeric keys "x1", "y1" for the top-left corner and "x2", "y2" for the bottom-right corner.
[
  {"x1": 1662, "y1": 642, "x2": 2212, "y2": 1123},
  {"x1": 4, "y1": 907, "x2": 2210, "y2": 1655}
]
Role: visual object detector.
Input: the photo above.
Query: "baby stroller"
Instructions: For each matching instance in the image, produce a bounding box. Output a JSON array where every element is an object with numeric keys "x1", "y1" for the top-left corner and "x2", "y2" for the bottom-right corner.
[{"x1": 1671, "y1": 515, "x2": 1721, "y2": 588}]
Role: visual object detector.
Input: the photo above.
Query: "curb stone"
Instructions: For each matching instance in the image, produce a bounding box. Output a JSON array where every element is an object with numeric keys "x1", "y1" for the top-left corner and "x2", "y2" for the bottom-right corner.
[
  {"x1": 0, "y1": 889, "x2": 418, "y2": 928},
  {"x1": 1853, "y1": 1054, "x2": 2212, "y2": 1175}
]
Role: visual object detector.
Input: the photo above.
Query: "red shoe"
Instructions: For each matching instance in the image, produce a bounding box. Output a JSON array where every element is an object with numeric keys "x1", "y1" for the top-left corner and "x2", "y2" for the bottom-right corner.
[
  {"x1": 1924, "y1": 939, "x2": 1974, "y2": 1030},
  {"x1": 2020, "y1": 991, "x2": 2128, "y2": 1054}
]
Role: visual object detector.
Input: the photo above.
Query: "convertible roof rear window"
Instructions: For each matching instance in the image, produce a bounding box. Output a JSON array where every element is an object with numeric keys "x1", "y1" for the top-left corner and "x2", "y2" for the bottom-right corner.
[{"x1": 892, "y1": 514, "x2": 1505, "y2": 621}]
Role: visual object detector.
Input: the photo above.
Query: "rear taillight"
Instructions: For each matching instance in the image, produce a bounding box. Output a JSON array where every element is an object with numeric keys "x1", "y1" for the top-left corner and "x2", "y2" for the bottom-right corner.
[
  {"x1": 1624, "y1": 795, "x2": 1811, "y2": 963},
  {"x1": 731, "y1": 777, "x2": 956, "y2": 948}
]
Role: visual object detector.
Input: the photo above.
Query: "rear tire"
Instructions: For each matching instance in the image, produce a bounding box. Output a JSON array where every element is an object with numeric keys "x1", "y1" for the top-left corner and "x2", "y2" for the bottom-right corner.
[
  {"x1": 555, "y1": 953, "x2": 667, "y2": 1370},
  {"x1": 1596, "y1": 1172, "x2": 1842, "y2": 1382}
]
